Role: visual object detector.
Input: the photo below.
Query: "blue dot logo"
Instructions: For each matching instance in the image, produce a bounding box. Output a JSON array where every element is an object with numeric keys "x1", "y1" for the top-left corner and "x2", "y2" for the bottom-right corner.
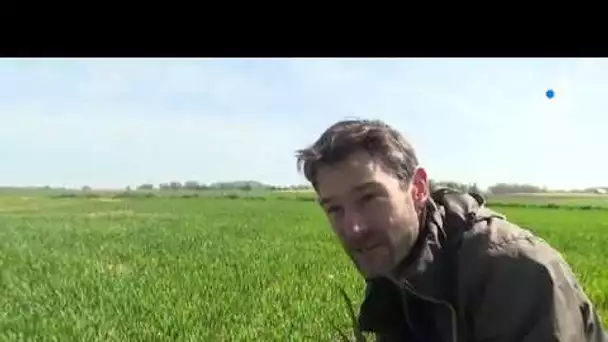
[{"x1": 546, "y1": 89, "x2": 555, "y2": 99}]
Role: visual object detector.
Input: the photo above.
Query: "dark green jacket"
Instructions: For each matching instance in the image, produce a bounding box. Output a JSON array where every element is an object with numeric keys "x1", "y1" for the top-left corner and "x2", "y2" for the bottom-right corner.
[{"x1": 358, "y1": 188, "x2": 607, "y2": 342}]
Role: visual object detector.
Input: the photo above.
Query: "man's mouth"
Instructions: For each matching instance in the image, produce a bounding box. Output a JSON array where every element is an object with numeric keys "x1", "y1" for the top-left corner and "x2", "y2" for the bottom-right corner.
[{"x1": 356, "y1": 244, "x2": 382, "y2": 253}]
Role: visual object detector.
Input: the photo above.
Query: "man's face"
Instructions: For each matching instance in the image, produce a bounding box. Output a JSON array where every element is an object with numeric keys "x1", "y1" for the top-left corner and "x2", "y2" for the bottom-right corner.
[{"x1": 315, "y1": 150, "x2": 429, "y2": 279}]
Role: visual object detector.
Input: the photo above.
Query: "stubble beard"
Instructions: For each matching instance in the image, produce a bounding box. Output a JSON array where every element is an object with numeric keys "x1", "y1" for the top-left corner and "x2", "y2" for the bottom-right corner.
[
  {"x1": 350, "y1": 204, "x2": 426, "y2": 279},
  {"x1": 390, "y1": 219, "x2": 419, "y2": 268},
  {"x1": 386, "y1": 203, "x2": 425, "y2": 276},
  {"x1": 352, "y1": 220, "x2": 420, "y2": 279}
]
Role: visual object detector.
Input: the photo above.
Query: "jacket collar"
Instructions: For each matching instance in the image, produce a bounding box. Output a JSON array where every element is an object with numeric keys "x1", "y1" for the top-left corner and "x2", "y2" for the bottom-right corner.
[
  {"x1": 359, "y1": 197, "x2": 451, "y2": 331},
  {"x1": 389, "y1": 189, "x2": 491, "y2": 299},
  {"x1": 391, "y1": 197, "x2": 452, "y2": 301},
  {"x1": 359, "y1": 190, "x2": 487, "y2": 331}
]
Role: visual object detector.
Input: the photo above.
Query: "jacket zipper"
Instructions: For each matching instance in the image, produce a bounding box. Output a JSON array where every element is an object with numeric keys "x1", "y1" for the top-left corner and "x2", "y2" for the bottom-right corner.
[{"x1": 394, "y1": 277, "x2": 458, "y2": 342}]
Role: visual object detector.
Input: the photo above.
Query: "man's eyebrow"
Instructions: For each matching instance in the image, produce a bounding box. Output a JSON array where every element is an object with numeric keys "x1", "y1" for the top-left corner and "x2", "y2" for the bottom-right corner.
[
  {"x1": 319, "y1": 182, "x2": 379, "y2": 206},
  {"x1": 352, "y1": 182, "x2": 378, "y2": 193}
]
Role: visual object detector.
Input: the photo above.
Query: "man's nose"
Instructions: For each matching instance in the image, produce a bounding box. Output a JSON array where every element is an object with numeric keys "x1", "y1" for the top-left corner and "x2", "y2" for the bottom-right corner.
[{"x1": 342, "y1": 209, "x2": 367, "y2": 239}]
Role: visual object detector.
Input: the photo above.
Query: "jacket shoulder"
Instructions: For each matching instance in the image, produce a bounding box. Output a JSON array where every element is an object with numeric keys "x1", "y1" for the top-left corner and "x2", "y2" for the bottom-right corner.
[
  {"x1": 432, "y1": 188, "x2": 560, "y2": 273},
  {"x1": 454, "y1": 214, "x2": 608, "y2": 341},
  {"x1": 458, "y1": 208, "x2": 564, "y2": 281}
]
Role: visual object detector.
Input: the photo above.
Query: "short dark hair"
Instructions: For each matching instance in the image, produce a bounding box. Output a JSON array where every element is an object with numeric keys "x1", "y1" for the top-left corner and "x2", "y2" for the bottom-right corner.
[{"x1": 296, "y1": 119, "x2": 420, "y2": 188}]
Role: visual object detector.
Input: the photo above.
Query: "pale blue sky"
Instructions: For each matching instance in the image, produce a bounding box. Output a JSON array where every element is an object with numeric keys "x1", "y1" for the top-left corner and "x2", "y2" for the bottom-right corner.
[{"x1": 0, "y1": 58, "x2": 606, "y2": 190}]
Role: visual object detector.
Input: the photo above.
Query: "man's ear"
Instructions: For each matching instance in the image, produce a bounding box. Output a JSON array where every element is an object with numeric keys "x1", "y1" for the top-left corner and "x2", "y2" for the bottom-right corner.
[{"x1": 410, "y1": 167, "x2": 429, "y2": 205}]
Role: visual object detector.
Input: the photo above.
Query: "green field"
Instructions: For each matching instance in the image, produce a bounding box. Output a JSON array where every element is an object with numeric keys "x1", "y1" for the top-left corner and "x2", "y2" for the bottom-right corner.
[
  {"x1": 1, "y1": 193, "x2": 607, "y2": 341},
  {"x1": 488, "y1": 193, "x2": 608, "y2": 208}
]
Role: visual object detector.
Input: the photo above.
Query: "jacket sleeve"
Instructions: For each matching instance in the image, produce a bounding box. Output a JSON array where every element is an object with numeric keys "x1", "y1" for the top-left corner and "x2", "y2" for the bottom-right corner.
[{"x1": 469, "y1": 237, "x2": 607, "y2": 342}]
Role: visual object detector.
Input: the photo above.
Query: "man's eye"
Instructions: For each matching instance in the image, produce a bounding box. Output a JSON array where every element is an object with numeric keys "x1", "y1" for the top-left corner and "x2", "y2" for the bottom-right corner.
[
  {"x1": 327, "y1": 205, "x2": 341, "y2": 214},
  {"x1": 360, "y1": 193, "x2": 376, "y2": 202}
]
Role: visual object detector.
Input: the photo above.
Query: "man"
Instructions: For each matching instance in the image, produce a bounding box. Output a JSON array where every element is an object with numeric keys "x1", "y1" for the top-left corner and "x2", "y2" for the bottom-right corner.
[{"x1": 296, "y1": 119, "x2": 607, "y2": 341}]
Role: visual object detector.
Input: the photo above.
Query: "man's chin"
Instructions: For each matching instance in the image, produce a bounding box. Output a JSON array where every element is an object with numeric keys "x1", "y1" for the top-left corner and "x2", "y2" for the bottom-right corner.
[
  {"x1": 357, "y1": 263, "x2": 393, "y2": 279},
  {"x1": 353, "y1": 253, "x2": 395, "y2": 277}
]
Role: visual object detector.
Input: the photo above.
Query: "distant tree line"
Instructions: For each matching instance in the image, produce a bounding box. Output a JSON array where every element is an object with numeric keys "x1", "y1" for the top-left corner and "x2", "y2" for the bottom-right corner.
[
  {"x1": 485, "y1": 183, "x2": 548, "y2": 195},
  {"x1": 132, "y1": 181, "x2": 304, "y2": 192},
  {"x1": 428, "y1": 181, "x2": 550, "y2": 195},
  {"x1": 429, "y1": 180, "x2": 483, "y2": 194},
  {"x1": 71, "y1": 180, "x2": 607, "y2": 195},
  {"x1": 128, "y1": 180, "x2": 579, "y2": 195}
]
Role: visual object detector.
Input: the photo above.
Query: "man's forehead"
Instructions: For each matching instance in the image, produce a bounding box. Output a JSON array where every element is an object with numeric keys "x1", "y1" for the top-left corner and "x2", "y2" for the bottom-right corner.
[
  {"x1": 315, "y1": 152, "x2": 389, "y2": 198},
  {"x1": 319, "y1": 181, "x2": 381, "y2": 204}
]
